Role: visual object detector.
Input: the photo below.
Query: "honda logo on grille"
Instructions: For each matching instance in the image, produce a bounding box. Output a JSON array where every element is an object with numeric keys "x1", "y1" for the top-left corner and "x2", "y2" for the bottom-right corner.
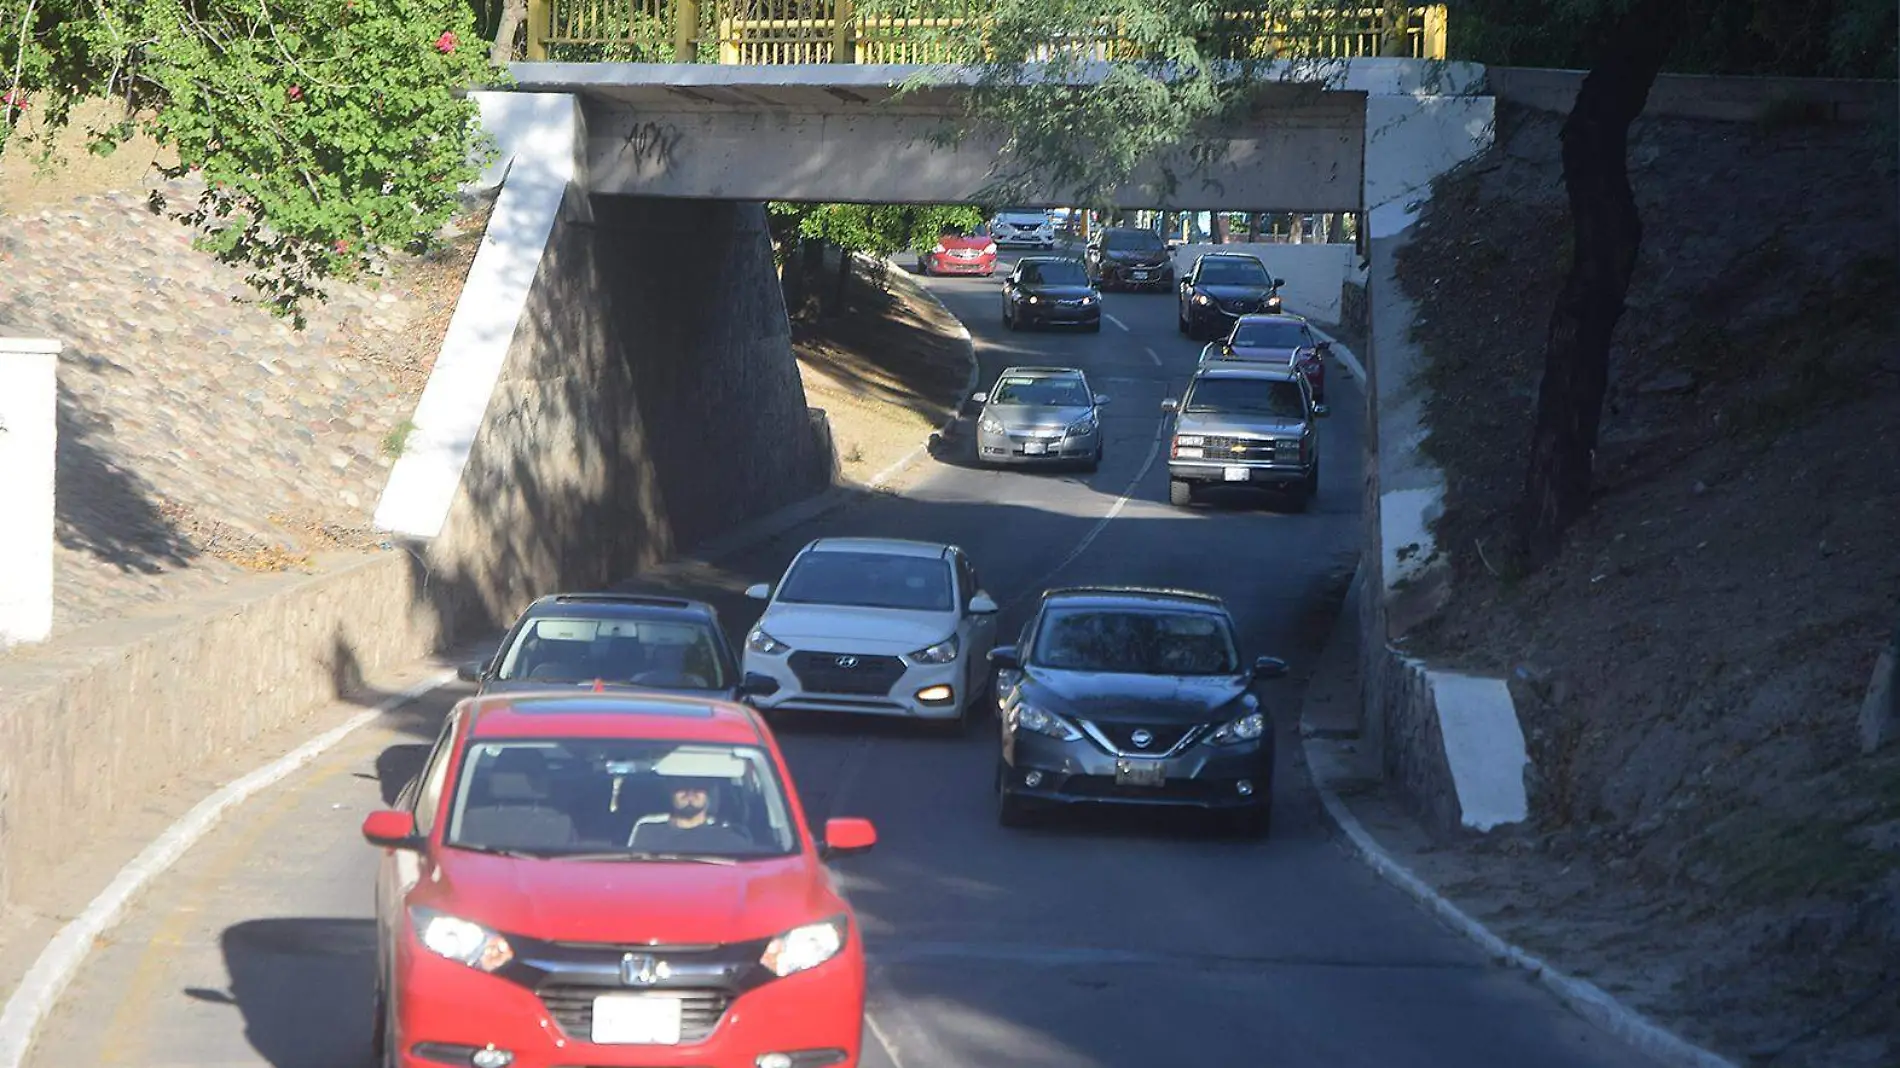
[
  {"x1": 621, "y1": 953, "x2": 666, "y2": 986},
  {"x1": 835, "y1": 655, "x2": 860, "y2": 668},
  {"x1": 1131, "y1": 729, "x2": 1154, "y2": 748}
]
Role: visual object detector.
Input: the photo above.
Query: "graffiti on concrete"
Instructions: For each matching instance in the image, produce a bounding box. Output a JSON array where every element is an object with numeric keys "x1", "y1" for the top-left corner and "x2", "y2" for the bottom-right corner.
[{"x1": 623, "y1": 121, "x2": 685, "y2": 172}]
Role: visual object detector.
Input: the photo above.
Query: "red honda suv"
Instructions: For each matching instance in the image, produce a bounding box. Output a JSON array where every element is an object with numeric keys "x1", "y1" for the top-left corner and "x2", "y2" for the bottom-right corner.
[{"x1": 363, "y1": 689, "x2": 880, "y2": 1068}]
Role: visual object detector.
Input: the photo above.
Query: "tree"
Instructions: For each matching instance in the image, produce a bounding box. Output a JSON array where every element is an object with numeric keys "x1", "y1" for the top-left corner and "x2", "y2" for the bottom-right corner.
[
  {"x1": 1446, "y1": 0, "x2": 1894, "y2": 562},
  {"x1": 881, "y1": 0, "x2": 1354, "y2": 213},
  {"x1": 1, "y1": 0, "x2": 503, "y2": 328},
  {"x1": 769, "y1": 201, "x2": 987, "y2": 316},
  {"x1": 1515, "y1": 0, "x2": 1685, "y2": 565}
]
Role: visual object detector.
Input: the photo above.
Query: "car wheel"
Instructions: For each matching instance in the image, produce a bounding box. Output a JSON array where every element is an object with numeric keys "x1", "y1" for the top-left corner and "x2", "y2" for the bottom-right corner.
[
  {"x1": 1169, "y1": 478, "x2": 1193, "y2": 507},
  {"x1": 1177, "y1": 306, "x2": 1189, "y2": 334},
  {"x1": 1086, "y1": 318, "x2": 1102, "y2": 333}
]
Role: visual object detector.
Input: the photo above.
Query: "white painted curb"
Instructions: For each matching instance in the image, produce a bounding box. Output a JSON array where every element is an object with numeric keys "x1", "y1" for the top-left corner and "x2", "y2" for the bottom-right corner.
[
  {"x1": 1304, "y1": 742, "x2": 1741, "y2": 1068},
  {"x1": 0, "y1": 670, "x2": 456, "y2": 1068}
]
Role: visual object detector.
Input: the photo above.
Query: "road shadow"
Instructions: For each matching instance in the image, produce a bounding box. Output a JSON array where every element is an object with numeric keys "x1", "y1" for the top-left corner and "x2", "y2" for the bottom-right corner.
[
  {"x1": 793, "y1": 253, "x2": 970, "y2": 431},
  {"x1": 188, "y1": 917, "x2": 377, "y2": 1068},
  {"x1": 53, "y1": 372, "x2": 200, "y2": 574}
]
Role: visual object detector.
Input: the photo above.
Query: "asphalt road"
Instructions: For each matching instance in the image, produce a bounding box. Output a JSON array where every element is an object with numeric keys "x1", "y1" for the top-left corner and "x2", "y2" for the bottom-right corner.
[{"x1": 22, "y1": 250, "x2": 1665, "y2": 1068}]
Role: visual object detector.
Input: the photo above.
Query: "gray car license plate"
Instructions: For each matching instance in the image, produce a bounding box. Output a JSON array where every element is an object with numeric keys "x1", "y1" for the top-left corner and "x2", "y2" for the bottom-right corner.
[{"x1": 1114, "y1": 758, "x2": 1166, "y2": 788}]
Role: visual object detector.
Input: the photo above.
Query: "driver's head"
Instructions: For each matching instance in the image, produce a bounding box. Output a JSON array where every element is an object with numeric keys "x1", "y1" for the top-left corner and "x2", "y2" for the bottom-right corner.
[{"x1": 669, "y1": 779, "x2": 715, "y2": 820}]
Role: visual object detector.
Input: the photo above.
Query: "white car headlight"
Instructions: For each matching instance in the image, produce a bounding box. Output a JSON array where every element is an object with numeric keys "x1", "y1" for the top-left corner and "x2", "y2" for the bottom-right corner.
[
  {"x1": 909, "y1": 634, "x2": 960, "y2": 664},
  {"x1": 1067, "y1": 412, "x2": 1097, "y2": 437},
  {"x1": 410, "y1": 906, "x2": 514, "y2": 972},
  {"x1": 1009, "y1": 702, "x2": 1082, "y2": 741},
  {"x1": 747, "y1": 627, "x2": 790, "y2": 655},
  {"x1": 760, "y1": 915, "x2": 848, "y2": 977},
  {"x1": 979, "y1": 415, "x2": 1005, "y2": 435},
  {"x1": 1206, "y1": 710, "x2": 1265, "y2": 746}
]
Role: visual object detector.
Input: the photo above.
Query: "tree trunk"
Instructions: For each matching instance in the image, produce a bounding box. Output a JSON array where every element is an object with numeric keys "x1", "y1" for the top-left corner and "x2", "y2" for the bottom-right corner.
[
  {"x1": 490, "y1": 0, "x2": 529, "y2": 65},
  {"x1": 1517, "y1": 0, "x2": 1684, "y2": 567},
  {"x1": 828, "y1": 243, "x2": 852, "y2": 317}
]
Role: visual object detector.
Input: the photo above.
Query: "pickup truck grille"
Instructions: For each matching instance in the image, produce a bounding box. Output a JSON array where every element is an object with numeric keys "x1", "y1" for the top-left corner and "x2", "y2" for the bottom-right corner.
[{"x1": 1197, "y1": 435, "x2": 1301, "y2": 462}]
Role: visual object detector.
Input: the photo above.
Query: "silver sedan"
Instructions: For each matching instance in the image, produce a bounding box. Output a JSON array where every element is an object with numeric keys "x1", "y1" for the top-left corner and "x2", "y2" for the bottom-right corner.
[{"x1": 972, "y1": 366, "x2": 1110, "y2": 471}]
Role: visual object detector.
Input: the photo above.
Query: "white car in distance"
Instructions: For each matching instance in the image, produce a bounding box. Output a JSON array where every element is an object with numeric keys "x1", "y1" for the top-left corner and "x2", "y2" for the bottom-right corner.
[{"x1": 741, "y1": 538, "x2": 1000, "y2": 731}]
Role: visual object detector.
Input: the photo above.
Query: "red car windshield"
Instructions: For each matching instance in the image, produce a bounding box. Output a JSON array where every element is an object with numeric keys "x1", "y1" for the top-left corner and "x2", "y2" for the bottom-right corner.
[{"x1": 442, "y1": 739, "x2": 800, "y2": 860}]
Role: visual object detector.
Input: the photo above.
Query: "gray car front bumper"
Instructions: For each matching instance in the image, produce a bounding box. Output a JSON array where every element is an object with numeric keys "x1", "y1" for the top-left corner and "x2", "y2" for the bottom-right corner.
[{"x1": 1000, "y1": 728, "x2": 1272, "y2": 811}]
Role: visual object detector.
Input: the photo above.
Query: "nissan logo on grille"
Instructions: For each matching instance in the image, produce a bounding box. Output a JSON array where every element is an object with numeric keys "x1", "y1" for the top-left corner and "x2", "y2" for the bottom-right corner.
[
  {"x1": 621, "y1": 953, "x2": 667, "y2": 986},
  {"x1": 1131, "y1": 729, "x2": 1153, "y2": 748},
  {"x1": 835, "y1": 655, "x2": 860, "y2": 668}
]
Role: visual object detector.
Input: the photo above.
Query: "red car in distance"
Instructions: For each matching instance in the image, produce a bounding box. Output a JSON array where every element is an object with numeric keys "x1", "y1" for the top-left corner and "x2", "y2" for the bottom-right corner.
[
  {"x1": 363, "y1": 689, "x2": 880, "y2": 1068},
  {"x1": 917, "y1": 221, "x2": 997, "y2": 276}
]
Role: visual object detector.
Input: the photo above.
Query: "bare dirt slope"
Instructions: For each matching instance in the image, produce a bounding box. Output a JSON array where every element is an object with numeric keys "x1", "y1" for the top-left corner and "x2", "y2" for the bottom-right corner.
[{"x1": 1386, "y1": 100, "x2": 1900, "y2": 1065}]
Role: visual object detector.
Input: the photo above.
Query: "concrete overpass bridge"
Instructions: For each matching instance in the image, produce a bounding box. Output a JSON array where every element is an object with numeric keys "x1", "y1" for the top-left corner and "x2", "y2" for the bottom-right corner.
[{"x1": 374, "y1": 56, "x2": 1493, "y2": 542}]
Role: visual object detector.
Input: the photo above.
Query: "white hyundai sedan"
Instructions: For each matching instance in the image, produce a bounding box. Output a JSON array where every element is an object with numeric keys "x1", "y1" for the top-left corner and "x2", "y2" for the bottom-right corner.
[{"x1": 741, "y1": 537, "x2": 1000, "y2": 729}]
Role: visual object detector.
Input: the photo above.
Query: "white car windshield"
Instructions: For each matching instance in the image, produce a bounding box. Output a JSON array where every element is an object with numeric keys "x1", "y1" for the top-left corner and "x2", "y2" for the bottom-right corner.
[
  {"x1": 776, "y1": 551, "x2": 955, "y2": 611},
  {"x1": 491, "y1": 616, "x2": 728, "y2": 689},
  {"x1": 443, "y1": 739, "x2": 798, "y2": 860},
  {"x1": 1031, "y1": 608, "x2": 1241, "y2": 675}
]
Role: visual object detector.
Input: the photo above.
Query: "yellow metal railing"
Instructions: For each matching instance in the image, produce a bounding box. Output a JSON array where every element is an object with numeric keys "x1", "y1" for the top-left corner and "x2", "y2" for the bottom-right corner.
[{"x1": 525, "y1": 0, "x2": 1448, "y2": 64}]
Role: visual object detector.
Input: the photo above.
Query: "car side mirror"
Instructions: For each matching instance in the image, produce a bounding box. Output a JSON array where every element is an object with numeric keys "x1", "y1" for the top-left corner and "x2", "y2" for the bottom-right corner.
[
  {"x1": 988, "y1": 645, "x2": 1021, "y2": 670},
  {"x1": 361, "y1": 810, "x2": 422, "y2": 851},
  {"x1": 969, "y1": 592, "x2": 999, "y2": 615},
  {"x1": 1316, "y1": 340, "x2": 1332, "y2": 353},
  {"x1": 971, "y1": 391, "x2": 989, "y2": 404},
  {"x1": 1252, "y1": 656, "x2": 1289, "y2": 681},
  {"x1": 1314, "y1": 404, "x2": 1331, "y2": 417},
  {"x1": 739, "y1": 672, "x2": 780, "y2": 697},
  {"x1": 744, "y1": 582, "x2": 772, "y2": 601},
  {"x1": 821, "y1": 817, "x2": 877, "y2": 858},
  {"x1": 1160, "y1": 398, "x2": 1180, "y2": 413},
  {"x1": 1273, "y1": 277, "x2": 1286, "y2": 287},
  {"x1": 1094, "y1": 395, "x2": 1111, "y2": 407},
  {"x1": 456, "y1": 658, "x2": 488, "y2": 683}
]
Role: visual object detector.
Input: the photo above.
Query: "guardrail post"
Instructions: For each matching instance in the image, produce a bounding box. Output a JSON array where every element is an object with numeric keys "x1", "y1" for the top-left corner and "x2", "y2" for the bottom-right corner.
[
  {"x1": 832, "y1": 0, "x2": 855, "y2": 62},
  {"x1": 0, "y1": 337, "x2": 58, "y2": 647},
  {"x1": 675, "y1": 0, "x2": 701, "y2": 60},
  {"x1": 525, "y1": 0, "x2": 549, "y2": 59}
]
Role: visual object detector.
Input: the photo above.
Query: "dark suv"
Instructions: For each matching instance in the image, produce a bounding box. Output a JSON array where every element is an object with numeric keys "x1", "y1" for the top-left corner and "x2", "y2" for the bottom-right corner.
[
  {"x1": 459, "y1": 592, "x2": 774, "y2": 703},
  {"x1": 1084, "y1": 226, "x2": 1174, "y2": 290},
  {"x1": 988, "y1": 586, "x2": 1290, "y2": 837}
]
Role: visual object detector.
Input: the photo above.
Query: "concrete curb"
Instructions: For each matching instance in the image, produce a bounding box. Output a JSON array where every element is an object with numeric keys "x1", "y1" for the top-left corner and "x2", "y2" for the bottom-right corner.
[
  {"x1": 0, "y1": 669, "x2": 455, "y2": 1068},
  {"x1": 1299, "y1": 578, "x2": 1740, "y2": 1068},
  {"x1": 1301, "y1": 318, "x2": 1368, "y2": 385}
]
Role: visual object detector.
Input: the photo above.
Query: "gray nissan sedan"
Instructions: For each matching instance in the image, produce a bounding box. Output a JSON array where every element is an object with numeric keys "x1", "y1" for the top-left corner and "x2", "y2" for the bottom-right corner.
[
  {"x1": 988, "y1": 586, "x2": 1289, "y2": 837},
  {"x1": 972, "y1": 366, "x2": 1110, "y2": 471}
]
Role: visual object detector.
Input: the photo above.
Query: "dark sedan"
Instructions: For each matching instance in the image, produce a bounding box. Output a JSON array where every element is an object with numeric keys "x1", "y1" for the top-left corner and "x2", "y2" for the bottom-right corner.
[
  {"x1": 988, "y1": 586, "x2": 1289, "y2": 837},
  {"x1": 1177, "y1": 252, "x2": 1285, "y2": 340},
  {"x1": 1002, "y1": 256, "x2": 1102, "y2": 331},
  {"x1": 1085, "y1": 226, "x2": 1174, "y2": 291},
  {"x1": 457, "y1": 591, "x2": 777, "y2": 703},
  {"x1": 1198, "y1": 312, "x2": 1331, "y2": 403}
]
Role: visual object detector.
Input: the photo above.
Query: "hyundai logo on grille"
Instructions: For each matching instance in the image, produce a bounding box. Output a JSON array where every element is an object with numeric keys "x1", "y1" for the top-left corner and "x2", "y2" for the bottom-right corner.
[
  {"x1": 835, "y1": 655, "x2": 859, "y2": 668},
  {"x1": 621, "y1": 953, "x2": 666, "y2": 986},
  {"x1": 1131, "y1": 729, "x2": 1153, "y2": 748}
]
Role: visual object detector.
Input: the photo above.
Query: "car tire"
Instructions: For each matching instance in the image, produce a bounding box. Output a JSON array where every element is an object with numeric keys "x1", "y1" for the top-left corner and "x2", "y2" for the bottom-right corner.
[
  {"x1": 1177, "y1": 305, "x2": 1189, "y2": 333},
  {"x1": 1086, "y1": 318, "x2": 1102, "y2": 333},
  {"x1": 1169, "y1": 478, "x2": 1193, "y2": 507},
  {"x1": 996, "y1": 764, "x2": 1033, "y2": 828}
]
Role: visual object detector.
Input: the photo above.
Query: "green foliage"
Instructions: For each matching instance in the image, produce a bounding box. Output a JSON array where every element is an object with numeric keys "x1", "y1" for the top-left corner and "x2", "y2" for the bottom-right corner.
[
  {"x1": 769, "y1": 201, "x2": 988, "y2": 257},
  {"x1": 1445, "y1": 0, "x2": 1897, "y2": 78},
  {"x1": 1, "y1": 0, "x2": 504, "y2": 327},
  {"x1": 887, "y1": 0, "x2": 1357, "y2": 211}
]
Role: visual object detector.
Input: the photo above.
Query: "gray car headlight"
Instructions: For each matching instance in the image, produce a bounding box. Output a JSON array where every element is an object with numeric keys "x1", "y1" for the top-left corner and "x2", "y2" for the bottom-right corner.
[
  {"x1": 909, "y1": 634, "x2": 960, "y2": 664},
  {"x1": 1010, "y1": 703, "x2": 1082, "y2": 741},
  {"x1": 410, "y1": 906, "x2": 514, "y2": 972},
  {"x1": 979, "y1": 415, "x2": 1005, "y2": 435},
  {"x1": 1067, "y1": 412, "x2": 1097, "y2": 437},
  {"x1": 1206, "y1": 710, "x2": 1265, "y2": 746}
]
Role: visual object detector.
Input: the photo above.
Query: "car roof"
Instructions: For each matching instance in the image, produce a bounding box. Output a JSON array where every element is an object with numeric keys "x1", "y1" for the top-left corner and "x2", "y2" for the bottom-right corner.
[
  {"x1": 1191, "y1": 363, "x2": 1304, "y2": 383},
  {"x1": 522, "y1": 592, "x2": 717, "y2": 620},
  {"x1": 463, "y1": 690, "x2": 767, "y2": 745},
  {"x1": 1198, "y1": 251, "x2": 1263, "y2": 260},
  {"x1": 1015, "y1": 255, "x2": 1084, "y2": 265},
  {"x1": 1233, "y1": 312, "x2": 1308, "y2": 326},
  {"x1": 803, "y1": 536, "x2": 951, "y2": 559},
  {"x1": 996, "y1": 365, "x2": 1085, "y2": 379},
  {"x1": 1039, "y1": 585, "x2": 1231, "y2": 612}
]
